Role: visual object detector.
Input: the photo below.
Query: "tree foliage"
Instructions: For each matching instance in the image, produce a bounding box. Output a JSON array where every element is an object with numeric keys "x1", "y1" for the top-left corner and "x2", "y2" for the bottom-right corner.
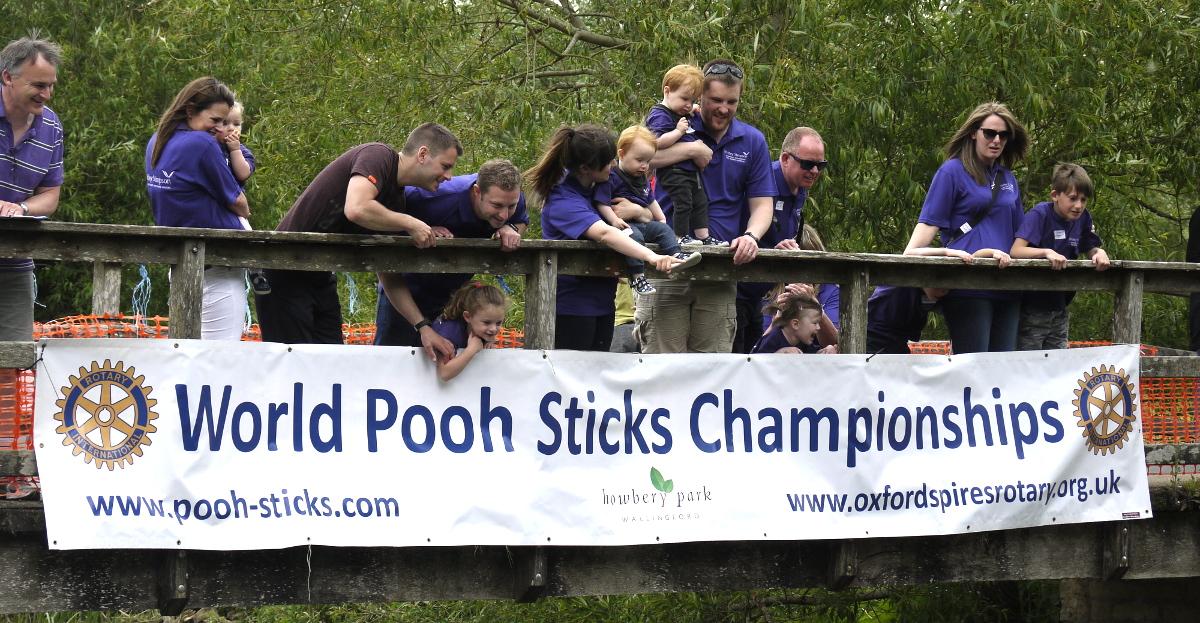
[{"x1": 5, "y1": 0, "x2": 1198, "y2": 346}]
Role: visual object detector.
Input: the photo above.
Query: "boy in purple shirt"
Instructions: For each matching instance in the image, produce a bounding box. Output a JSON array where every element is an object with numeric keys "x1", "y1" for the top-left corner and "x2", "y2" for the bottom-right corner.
[
  {"x1": 645, "y1": 64, "x2": 725, "y2": 247},
  {"x1": 1011, "y1": 163, "x2": 1110, "y2": 350}
]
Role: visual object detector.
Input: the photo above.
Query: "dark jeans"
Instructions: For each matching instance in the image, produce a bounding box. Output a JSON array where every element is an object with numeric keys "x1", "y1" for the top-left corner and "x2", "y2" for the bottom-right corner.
[
  {"x1": 373, "y1": 288, "x2": 445, "y2": 347},
  {"x1": 255, "y1": 270, "x2": 343, "y2": 344},
  {"x1": 733, "y1": 297, "x2": 764, "y2": 354},
  {"x1": 555, "y1": 313, "x2": 615, "y2": 351},
  {"x1": 626, "y1": 221, "x2": 681, "y2": 275},
  {"x1": 942, "y1": 296, "x2": 1020, "y2": 354},
  {"x1": 659, "y1": 167, "x2": 708, "y2": 237}
]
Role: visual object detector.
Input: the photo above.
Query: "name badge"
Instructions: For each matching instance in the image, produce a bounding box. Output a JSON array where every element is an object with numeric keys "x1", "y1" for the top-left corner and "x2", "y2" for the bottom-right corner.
[
  {"x1": 958, "y1": 222, "x2": 973, "y2": 235},
  {"x1": 1054, "y1": 229, "x2": 1066, "y2": 240},
  {"x1": 775, "y1": 200, "x2": 784, "y2": 212}
]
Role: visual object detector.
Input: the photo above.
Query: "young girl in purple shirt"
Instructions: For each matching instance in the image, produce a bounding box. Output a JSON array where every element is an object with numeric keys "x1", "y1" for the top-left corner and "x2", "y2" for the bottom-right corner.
[
  {"x1": 145, "y1": 77, "x2": 249, "y2": 340},
  {"x1": 525, "y1": 124, "x2": 688, "y2": 351},
  {"x1": 432, "y1": 282, "x2": 508, "y2": 382},
  {"x1": 903, "y1": 102, "x2": 1029, "y2": 353},
  {"x1": 752, "y1": 292, "x2": 831, "y2": 354}
]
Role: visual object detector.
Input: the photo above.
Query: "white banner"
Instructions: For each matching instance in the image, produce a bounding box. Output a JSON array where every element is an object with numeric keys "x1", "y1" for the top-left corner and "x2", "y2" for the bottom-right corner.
[{"x1": 34, "y1": 339, "x2": 1150, "y2": 550}]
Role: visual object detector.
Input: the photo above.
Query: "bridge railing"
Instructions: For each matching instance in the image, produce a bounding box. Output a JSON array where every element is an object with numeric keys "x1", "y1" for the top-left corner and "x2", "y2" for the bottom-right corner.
[{"x1": 1, "y1": 220, "x2": 1199, "y2": 615}]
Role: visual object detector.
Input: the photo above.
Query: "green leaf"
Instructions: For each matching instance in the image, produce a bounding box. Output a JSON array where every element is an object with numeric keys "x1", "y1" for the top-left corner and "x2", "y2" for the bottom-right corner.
[{"x1": 650, "y1": 466, "x2": 669, "y2": 492}]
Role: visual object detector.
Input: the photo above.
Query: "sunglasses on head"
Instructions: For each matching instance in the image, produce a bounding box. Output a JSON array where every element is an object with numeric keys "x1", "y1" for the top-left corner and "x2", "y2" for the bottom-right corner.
[
  {"x1": 979, "y1": 128, "x2": 1011, "y2": 142},
  {"x1": 704, "y1": 63, "x2": 744, "y2": 79},
  {"x1": 786, "y1": 152, "x2": 829, "y2": 172}
]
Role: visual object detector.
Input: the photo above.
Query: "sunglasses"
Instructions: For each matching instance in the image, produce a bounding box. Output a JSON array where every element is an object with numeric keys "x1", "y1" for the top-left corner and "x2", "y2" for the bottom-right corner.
[
  {"x1": 979, "y1": 128, "x2": 1011, "y2": 142},
  {"x1": 704, "y1": 63, "x2": 744, "y2": 79},
  {"x1": 786, "y1": 152, "x2": 829, "y2": 172}
]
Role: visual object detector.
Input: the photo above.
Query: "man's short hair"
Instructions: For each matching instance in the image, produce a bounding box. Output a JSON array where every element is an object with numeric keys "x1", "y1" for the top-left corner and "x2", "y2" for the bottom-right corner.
[
  {"x1": 476, "y1": 158, "x2": 521, "y2": 194},
  {"x1": 781, "y1": 127, "x2": 824, "y2": 154},
  {"x1": 0, "y1": 35, "x2": 62, "y2": 75},
  {"x1": 702, "y1": 59, "x2": 744, "y2": 90},
  {"x1": 402, "y1": 122, "x2": 463, "y2": 157},
  {"x1": 662, "y1": 64, "x2": 703, "y2": 95},
  {"x1": 1050, "y1": 163, "x2": 1094, "y2": 198}
]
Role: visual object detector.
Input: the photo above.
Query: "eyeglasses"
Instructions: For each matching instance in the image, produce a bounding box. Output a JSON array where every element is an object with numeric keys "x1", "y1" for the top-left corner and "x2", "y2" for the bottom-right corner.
[
  {"x1": 704, "y1": 63, "x2": 744, "y2": 79},
  {"x1": 786, "y1": 152, "x2": 828, "y2": 172},
  {"x1": 979, "y1": 128, "x2": 1011, "y2": 142}
]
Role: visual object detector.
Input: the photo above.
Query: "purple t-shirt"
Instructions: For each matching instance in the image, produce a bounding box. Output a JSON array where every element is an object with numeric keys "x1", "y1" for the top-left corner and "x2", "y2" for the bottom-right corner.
[
  {"x1": 657, "y1": 116, "x2": 773, "y2": 243},
  {"x1": 751, "y1": 326, "x2": 819, "y2": 354},
  {"x1": 645, "y1": 104, "x2": 700, "y2": 172},
  {"x1": 1016, "y1": 201, "x2": 1103, "y2": 310},
  {"x1": 1, "y1": 92, "x2": 64, "y2": 272},
  {"x1": 394, "y1": 173, "x2": 530, "y2": 315},
  {"x1": 541, "y1": 174, "x2": 616, "y2": 317},
  {"x1": 918, "y1": 158, "x2": 1023, "y2": 300},
  {"x1": 739, "y1": 160, "x2": 809, "y2": 303},
  {"x1": 146, "y1": 127, "x2": 244, "y2": 230},
  {"x1": 594, "y1": 168, "x2": 653, "y2": 208},
  {"x1": 432, "y1": 317, "x2": 470, "y2": 349}
]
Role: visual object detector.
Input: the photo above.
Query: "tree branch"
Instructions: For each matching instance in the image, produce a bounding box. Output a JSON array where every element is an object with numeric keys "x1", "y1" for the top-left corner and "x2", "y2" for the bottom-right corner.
[{"x1": 497, "y1": 0, "x2": 632, "y2": 49}]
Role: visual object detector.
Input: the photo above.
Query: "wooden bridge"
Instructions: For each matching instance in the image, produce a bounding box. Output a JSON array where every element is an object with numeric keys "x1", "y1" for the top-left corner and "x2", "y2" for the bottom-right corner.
[{"x1": 1, "y1": 220, "x2": 1199, "y2": 622}]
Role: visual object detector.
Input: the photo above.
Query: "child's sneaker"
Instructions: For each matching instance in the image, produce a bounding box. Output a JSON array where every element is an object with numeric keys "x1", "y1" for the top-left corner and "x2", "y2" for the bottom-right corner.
[
  {"x1": 250, "y1": 271, "x2": 272, "y2": 295},
  {"x1": 678, "y1": 235, "x2": 701, "y2": 246},
  {"x1": 700, "y1": 235, "x2": 730, "y2": 247},
  {"x1": 672, "y1": 251, "x2": 702, "y2": 273},
  {"x1": 630, "y1": 274, "x2": 656, "y2": 296}
]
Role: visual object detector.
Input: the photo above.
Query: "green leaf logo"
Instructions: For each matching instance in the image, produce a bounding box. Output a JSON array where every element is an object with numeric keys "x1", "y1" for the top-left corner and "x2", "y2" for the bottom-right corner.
[{"x1": 650, "y1": 466, "x2": 674, "y2": 493}]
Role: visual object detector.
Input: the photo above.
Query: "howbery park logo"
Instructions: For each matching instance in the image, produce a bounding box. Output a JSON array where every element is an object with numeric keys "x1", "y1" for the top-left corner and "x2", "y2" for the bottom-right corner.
[{"x1": 54, "y1": 360, "x2": 158, "y2": 470}]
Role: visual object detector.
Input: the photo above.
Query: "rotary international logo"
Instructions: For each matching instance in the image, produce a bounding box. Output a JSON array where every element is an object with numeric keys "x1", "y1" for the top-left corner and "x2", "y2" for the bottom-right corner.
[
  {"x1": 1073, "y1": 364, "x2": 1137, "y2": 456},
  {"x1": 53, "y1": 360, "x2": 158, "y2": 470}
]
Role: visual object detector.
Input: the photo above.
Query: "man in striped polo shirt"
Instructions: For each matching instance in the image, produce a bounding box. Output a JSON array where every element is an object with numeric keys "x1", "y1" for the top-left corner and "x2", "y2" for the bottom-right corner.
[{"x1": 0, "y1": 36, "x2": 63, "y2": 341}]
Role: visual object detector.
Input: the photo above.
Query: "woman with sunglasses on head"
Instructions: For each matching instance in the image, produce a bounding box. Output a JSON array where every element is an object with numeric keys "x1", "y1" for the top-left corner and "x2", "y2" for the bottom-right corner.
[{"x1": 903, "y1": 102, "x2": 1029, "y2": 353}]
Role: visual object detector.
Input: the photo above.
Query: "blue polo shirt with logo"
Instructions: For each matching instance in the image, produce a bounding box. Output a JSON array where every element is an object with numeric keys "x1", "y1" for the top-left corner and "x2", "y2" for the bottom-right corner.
[
  {"x1": 379, "y1": 173, "x2": 529, "y2": 319},
  {"x1": 1015, "y1": 201, "x2": 1102, "y2": 310},
  {"x1": 542, "y1": 174, "x2": 615, "y2": 316},
  {"x1": 1, "y1": 89, "x2": 64, "y2": 271},
  {"x1": 738, "y1": 160, "x2": 808, "y2": 304},
  {"x1": 145, "y1": 126, "x2": 244, "y2": 230},
  {"x1": 656, "y1": 115, "x2": 774, "y2": 243},
  {"x1": 918, "y1": 158, "x2": 1023, "y2": 299}
]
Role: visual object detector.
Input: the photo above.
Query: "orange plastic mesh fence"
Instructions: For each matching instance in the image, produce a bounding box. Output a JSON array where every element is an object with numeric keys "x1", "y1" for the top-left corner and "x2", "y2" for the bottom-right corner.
[
  {"x1": 1141, "y1": 377, "x2": 1200, "y2": 444},
  {"x1": 1, "y1": 318, "x2": 1191, "y2": 498},
  {"x1": 905, "y1": 340, "x2": 1160, "y2": 356}
]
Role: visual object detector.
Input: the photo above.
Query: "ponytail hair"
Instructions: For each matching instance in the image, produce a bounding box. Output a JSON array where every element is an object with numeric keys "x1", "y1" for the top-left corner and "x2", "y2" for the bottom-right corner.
[
  {"x1": 441, "y1": 282, "x2": 508, "y2": 321},
  {"x1": 151, "y1": 77, "x2": 235, "y2": 166},
  {"x1": 764, "y1": 291, "x2": 822, "y2": 328},
  {"x1": 524, "y1": 124, "x2": 616, "y2": 202}
]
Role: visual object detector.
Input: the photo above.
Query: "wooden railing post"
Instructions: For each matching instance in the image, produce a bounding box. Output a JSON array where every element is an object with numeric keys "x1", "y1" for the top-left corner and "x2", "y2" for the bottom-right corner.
[
  {"x1": 168, "y1": 239, "x2": 205, "y2": 340},
  {"x1": 839, "y1": 268, "x2": 869, "y2": 354},
  {"x1": 91, "y1": 261, "x2": 122, "y2": 316},
  {"x1": 524, "y1": 251, "x2": 557, "y2": 350},
  {"x1": 1112, "y1": 270, "x2": 1144, "y2": 345}
]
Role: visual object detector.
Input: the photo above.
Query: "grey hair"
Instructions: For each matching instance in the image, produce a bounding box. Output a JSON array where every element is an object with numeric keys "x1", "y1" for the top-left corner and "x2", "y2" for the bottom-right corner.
[{"x1": 0, "y1": 35, "x2": 62, "y2": 75}]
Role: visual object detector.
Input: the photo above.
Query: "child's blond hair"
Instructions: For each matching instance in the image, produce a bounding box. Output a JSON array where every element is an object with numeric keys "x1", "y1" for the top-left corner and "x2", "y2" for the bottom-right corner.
[
  {"x1": 617, "y1": 125, "x2": 658, "y2": 154},
  {"x1": 662, "y1": 64, "x2": 703, "y2": 94}
]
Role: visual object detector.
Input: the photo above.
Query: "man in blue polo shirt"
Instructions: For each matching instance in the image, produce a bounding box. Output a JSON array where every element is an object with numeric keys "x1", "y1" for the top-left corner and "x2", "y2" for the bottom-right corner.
[
  {"x1": 734, "y1": 127, "x2": 827, "y2": 352},
  {"x1": 634, "y1": 59, "x2": 774, "y2": 353},
  {"x1": 373, "y1": 159, "x2": 527, "y2": 346},
  {"x1": 0, "y1": 36, "x2": 63, "y2": 341}
]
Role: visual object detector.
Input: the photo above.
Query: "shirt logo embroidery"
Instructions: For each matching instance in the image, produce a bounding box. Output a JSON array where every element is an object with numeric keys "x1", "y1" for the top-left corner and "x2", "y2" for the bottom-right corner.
[
  {"x1": 725, "y1": 150, "x2": 750, "y2": 164},
  {"x1": 1000, "y1": 182, "x2": 1015, "y2": 192}
]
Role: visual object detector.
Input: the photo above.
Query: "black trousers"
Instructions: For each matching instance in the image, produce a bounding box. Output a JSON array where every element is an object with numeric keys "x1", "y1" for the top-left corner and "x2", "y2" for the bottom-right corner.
[
  {"x1": 255, "y1": 270, "x2": 343, "y2": 344},
  {"x1": 733, "y1": 297, "x2": 764, "y2": 354},
  {"x1": 554, "y1": 313, "x2": 615, "y2": 352}
]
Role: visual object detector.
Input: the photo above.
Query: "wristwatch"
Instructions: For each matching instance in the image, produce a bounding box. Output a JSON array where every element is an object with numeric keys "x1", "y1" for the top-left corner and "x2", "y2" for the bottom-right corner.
[
  {"x1": 19, "y1": 202, "x2": 29, "y2": 216},
  {"x1": 742, "y1": 230, "x2": 760, "y2": 242},
  {"x1": 413, "y1": 319, "x2": 432, "y2": 332}
]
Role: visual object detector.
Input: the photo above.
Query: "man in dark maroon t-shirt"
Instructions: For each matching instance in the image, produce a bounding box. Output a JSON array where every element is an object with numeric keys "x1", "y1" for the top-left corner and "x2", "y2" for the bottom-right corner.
[{"x1": 257, "y1": 122, "x2": 461, "y2": 360}]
